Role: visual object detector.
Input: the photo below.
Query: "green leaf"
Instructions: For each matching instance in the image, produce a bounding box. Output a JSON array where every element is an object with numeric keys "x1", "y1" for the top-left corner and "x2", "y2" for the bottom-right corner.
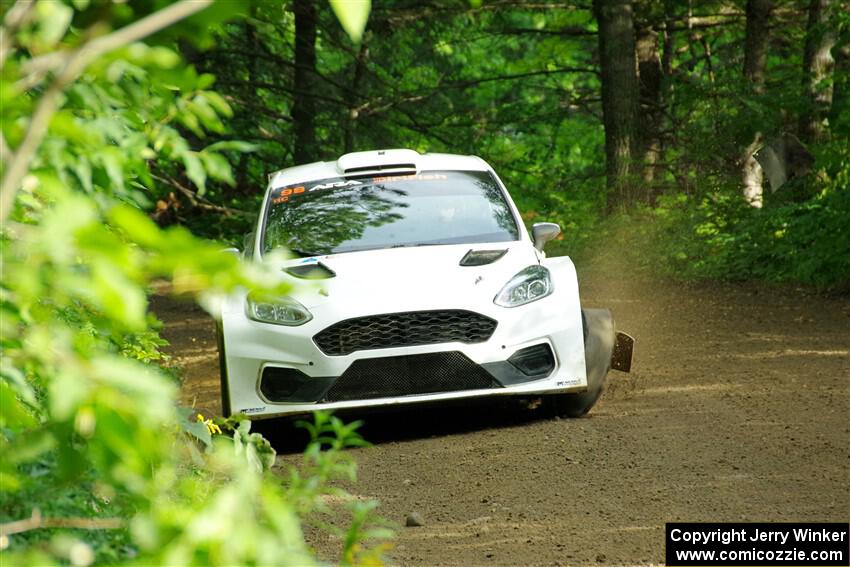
[
  {"x1": 0, "y1": 358, "x2": 38, "y2": 407},
  {"x1": 35, "y1": 0, "x2": 73, "y2": 47},
  {"x1": 329, "y1": 0, "x2": 371, "y2": 43},
  {"x1": 205, "y1": 140, "x2": 258, "y2": 153},
  {"x1": 197, "y1": 73, "x2": 216, "y2": 90},
  {"x1": 0, "y1": 380, "x2": 38, "y2": 428},
  {"x1": 49, "y1": 370, "x2": 90, "y2": 422},
  {"x1": 182, "y1": 152, "x2": 207, "y2": 194},
  {"x1": 90, "y1": 357, "x2": 177, "y2": 422},
  {"x1": 0, "y1": 470, "x2": 21, "y2": 492},
  {"x1": 202, "y1": 91, "x2": 232, "y2": 117},
  {"x1": 178, "y1": 109, "x2": 203, "y2": 137},
  {"x1": 183, "y1": 419, "x2": 213, "y2": 448},
  {"x1": 108, "y1": 204, "x2": 163, "y2": 248},
  {"x1": 100, "y1": 147, "x2": 127, "y2": 193},
  {"x1": 6, "y1": 430, "x2": 55, "y2": 464},
  {"x1": 72, "y1": 157, "x2": 93, "y2": 193},
  {"x1": 91, "y1": 259, "x2": 147, "y2": 330},
  {"x1": 200, "y1": 151, "x2": 235, "y2": 185},
  {"x1": 188, "y1": 97, "x2": 223, "y2": 132},
  {"x1": 147, "y1": 46, "x2": 181, "y2": 69}
]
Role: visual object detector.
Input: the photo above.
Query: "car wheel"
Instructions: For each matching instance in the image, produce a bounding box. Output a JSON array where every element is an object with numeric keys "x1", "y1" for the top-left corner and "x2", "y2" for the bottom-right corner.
[{"x1": 549, "y1": 308, "x2": 615, "y2": 418}]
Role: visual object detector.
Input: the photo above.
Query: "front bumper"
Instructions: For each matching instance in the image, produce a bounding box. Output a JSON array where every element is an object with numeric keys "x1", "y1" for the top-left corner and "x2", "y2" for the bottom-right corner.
[{"x1": 221, "y1": 287, "x2": 588, "y2": 419}]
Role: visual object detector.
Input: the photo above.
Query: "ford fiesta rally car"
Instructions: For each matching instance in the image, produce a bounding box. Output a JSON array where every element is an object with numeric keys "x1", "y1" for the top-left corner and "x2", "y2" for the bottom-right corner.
[{"x1": 217, "y1": 149, "x2": 633, "y2": 420}]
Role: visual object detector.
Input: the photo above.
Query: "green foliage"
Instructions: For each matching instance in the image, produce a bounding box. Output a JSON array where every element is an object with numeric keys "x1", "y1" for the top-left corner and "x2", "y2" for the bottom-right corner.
[
  {"x1": 601, "y1": 182, "x2": 850, "y2": 289},
  {"x1": 1, "y1": 2, "x2": 389, "y2": 566},
  {"x1": 190, "y1": 2, "x2": 606, "y2": 241},
  {"x1": 169, "y1": 1, "x2": 847, "y2": 289},
  {"x1": 330, "y1": 0, "x2": 372, "y2": 43}
]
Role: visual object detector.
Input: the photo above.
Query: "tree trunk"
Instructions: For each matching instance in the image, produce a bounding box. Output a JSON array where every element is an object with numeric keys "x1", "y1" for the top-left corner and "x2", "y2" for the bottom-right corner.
[
  {"x1": 829, "y1": 39, "x2": 848, "y2": 128},
  {"x1": 344, "y1": 43, "x2": 369, "y2": 154},
  {"x1": 636, "y1": 25, "x2": 662, "y2": 188},
  {"x1": 594, "y1": 0, "x2": 640, "y2": 212},
  {"x1": 743, "y1": 0, "x2": 771, "y2": 89},
  {"x1": 741, "y1": 0, "x2": 771, "y2": 208},
  {"x1": 799, "y1": 0, "x2": 836, "y2": 144},
  {"x1": 238, "y1": 17, "x2": 260, "y2": 193},
  {"x1": 292, "y1": 0, "x2": 318, "y2": 164}
]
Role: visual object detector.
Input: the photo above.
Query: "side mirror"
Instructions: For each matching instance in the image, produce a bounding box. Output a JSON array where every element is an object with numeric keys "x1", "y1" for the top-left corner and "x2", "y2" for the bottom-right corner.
[
  {"x1": 242, "y1": 231, "x2": 256, "y2": 251},
  {"x1": 242, "y1": 231, "x2": 256, "y2": 259},
  {"x1": 531, "y1": 222, "x2": 561, "y2": 251}
]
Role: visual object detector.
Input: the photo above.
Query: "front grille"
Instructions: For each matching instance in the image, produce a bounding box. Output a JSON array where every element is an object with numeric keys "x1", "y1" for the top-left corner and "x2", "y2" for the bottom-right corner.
[
  {"x1": 313, "y1": 310, "x2": 497, "y2": 356},
  {"x1": 323, "y1": 351, "x2": 502, "y2": 402}
]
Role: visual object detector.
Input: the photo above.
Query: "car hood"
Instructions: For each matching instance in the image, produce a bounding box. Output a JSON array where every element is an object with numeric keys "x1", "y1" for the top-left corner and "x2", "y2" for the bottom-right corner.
[{"x1": 276, "y1": 241, "x2": 539, "y2": 313}]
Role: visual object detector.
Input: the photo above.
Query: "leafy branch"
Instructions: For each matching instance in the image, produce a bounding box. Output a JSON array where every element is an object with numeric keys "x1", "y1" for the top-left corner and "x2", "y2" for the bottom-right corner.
[{"x1": 0, "y1": 0, "x2": 214, "y2": 223}]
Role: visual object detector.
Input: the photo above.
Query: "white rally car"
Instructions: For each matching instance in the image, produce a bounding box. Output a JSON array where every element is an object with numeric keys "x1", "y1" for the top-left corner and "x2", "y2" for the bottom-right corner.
[{"x1": 217, "y1": 149, "x2": 633, "y2": 420}]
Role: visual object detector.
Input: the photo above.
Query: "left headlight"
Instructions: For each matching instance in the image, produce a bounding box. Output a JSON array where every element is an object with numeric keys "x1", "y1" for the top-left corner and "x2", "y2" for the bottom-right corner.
[
  {"x1": 494, "y1": 265, "x2": 553, "y2": 307},
  {"x1": 246, "y1": 294, "x2": 313, "y2": 326}
]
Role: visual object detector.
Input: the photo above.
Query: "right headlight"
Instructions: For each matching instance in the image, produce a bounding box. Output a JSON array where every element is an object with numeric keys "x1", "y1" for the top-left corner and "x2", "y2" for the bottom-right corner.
[
  {"x1": 494, "y1": 265, "x2": 553, "y2": 307},
  {"x1": 246, "y1": 293, "x2": 312, "y2": 326}
]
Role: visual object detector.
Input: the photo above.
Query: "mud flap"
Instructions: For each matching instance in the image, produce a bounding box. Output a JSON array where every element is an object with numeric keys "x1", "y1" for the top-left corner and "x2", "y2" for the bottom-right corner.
[{"x1": 611, "y1": 332, "x2": 634, "y2": 373}]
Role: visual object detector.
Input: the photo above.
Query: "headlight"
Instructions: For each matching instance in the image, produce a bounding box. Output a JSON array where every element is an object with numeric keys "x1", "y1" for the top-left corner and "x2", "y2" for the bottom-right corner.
[
  {"x1": 246, "y1": 294, "x2": 312, "y2": 326},
  {"x1": 494, "y1": 265, "x2": 553, "y2": 307}
]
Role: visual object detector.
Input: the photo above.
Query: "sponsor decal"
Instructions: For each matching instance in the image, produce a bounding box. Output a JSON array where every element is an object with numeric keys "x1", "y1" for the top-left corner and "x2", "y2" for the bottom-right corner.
[
  {"x1": 308, "y1": 179, "x2": 362, "y2": 191},
  {"x1": 271, "y1": 186, "x2": 305, "y2": 204},
  {"x1": 240, "y1": 406, "x2": 266, "y2": 414},
  {"x1": 372, "y1": 173, "x2": 448, "y2": 183}
]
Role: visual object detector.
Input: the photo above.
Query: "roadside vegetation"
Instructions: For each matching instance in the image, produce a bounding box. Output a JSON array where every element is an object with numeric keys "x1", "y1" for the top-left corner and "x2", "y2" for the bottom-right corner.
[
  {"x1": 1, "y1": 1, "x2": 388, "y2": 565},
  {"x1": 1, "y1": 0, "x2": 847, "y2": 565}
]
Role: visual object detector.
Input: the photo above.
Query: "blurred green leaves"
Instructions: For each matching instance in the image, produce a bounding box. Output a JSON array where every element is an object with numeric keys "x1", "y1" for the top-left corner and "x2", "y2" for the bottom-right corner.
[
  {"x1": 0, "y1": 2, "x2": 389, "y2": 565},
  {"x1": 330, "y1": 0, "x2": 371, "y2": 43}
]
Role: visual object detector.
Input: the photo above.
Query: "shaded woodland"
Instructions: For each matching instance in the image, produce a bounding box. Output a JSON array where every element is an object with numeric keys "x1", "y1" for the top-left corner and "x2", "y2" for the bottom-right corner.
[{"x1": 161, "y1": 0, "x2": 849, "y2": 286}]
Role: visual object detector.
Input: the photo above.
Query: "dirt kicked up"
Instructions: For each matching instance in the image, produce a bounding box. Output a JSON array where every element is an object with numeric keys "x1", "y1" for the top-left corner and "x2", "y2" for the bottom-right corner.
[{"x1": 155, "y1": 260, "x2": 850, "y2": 567}]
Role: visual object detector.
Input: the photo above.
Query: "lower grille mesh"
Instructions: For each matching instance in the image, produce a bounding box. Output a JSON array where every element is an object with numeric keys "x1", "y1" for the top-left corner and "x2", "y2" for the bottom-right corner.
[{"x1": 324, "y1": 351, "x2": 502, "y2": 402}]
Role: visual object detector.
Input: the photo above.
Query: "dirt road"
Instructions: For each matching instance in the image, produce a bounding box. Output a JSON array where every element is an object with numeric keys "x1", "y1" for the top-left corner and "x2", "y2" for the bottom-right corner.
[{"x1": 156, "y1": 262, "x2": 850, "y2": 566}]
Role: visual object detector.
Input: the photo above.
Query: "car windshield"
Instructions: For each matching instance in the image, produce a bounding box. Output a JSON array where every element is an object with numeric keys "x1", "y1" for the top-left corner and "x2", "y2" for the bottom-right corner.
[{"x1": 262, "y1": 170, "x2": 520, "y2": 256}]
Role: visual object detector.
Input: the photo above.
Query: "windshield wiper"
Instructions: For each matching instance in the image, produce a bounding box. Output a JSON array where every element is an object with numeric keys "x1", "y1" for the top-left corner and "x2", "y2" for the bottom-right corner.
[{"x1": 389, "y1": 242, "x2": 445, "y2": 248}]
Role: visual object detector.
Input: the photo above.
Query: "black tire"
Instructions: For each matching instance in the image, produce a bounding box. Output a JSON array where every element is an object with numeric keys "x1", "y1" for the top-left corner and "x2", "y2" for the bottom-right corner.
[{"x1": 549, "y1": 308, "x2": 615, "y2": 418}]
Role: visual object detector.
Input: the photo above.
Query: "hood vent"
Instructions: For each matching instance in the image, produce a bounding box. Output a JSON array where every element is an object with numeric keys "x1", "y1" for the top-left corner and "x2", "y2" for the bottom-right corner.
[
  {"x1": 284, "y1": 262, "x2": 336, "y2": 279},
  {"x1": 459, "y1": 249, "x2": 508, "y2": 267}
]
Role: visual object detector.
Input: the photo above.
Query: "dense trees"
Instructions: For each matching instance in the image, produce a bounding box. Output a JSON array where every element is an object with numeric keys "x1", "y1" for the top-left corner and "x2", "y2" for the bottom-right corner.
[{"x1": 171, "y1": 0, "x2": 847, "y2": 285}]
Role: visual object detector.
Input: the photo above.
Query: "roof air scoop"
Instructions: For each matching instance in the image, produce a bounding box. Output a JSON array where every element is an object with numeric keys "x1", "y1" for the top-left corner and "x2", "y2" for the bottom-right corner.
[{"x1": 336, "y1": 149, "x2": 422, "y2": 176}]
